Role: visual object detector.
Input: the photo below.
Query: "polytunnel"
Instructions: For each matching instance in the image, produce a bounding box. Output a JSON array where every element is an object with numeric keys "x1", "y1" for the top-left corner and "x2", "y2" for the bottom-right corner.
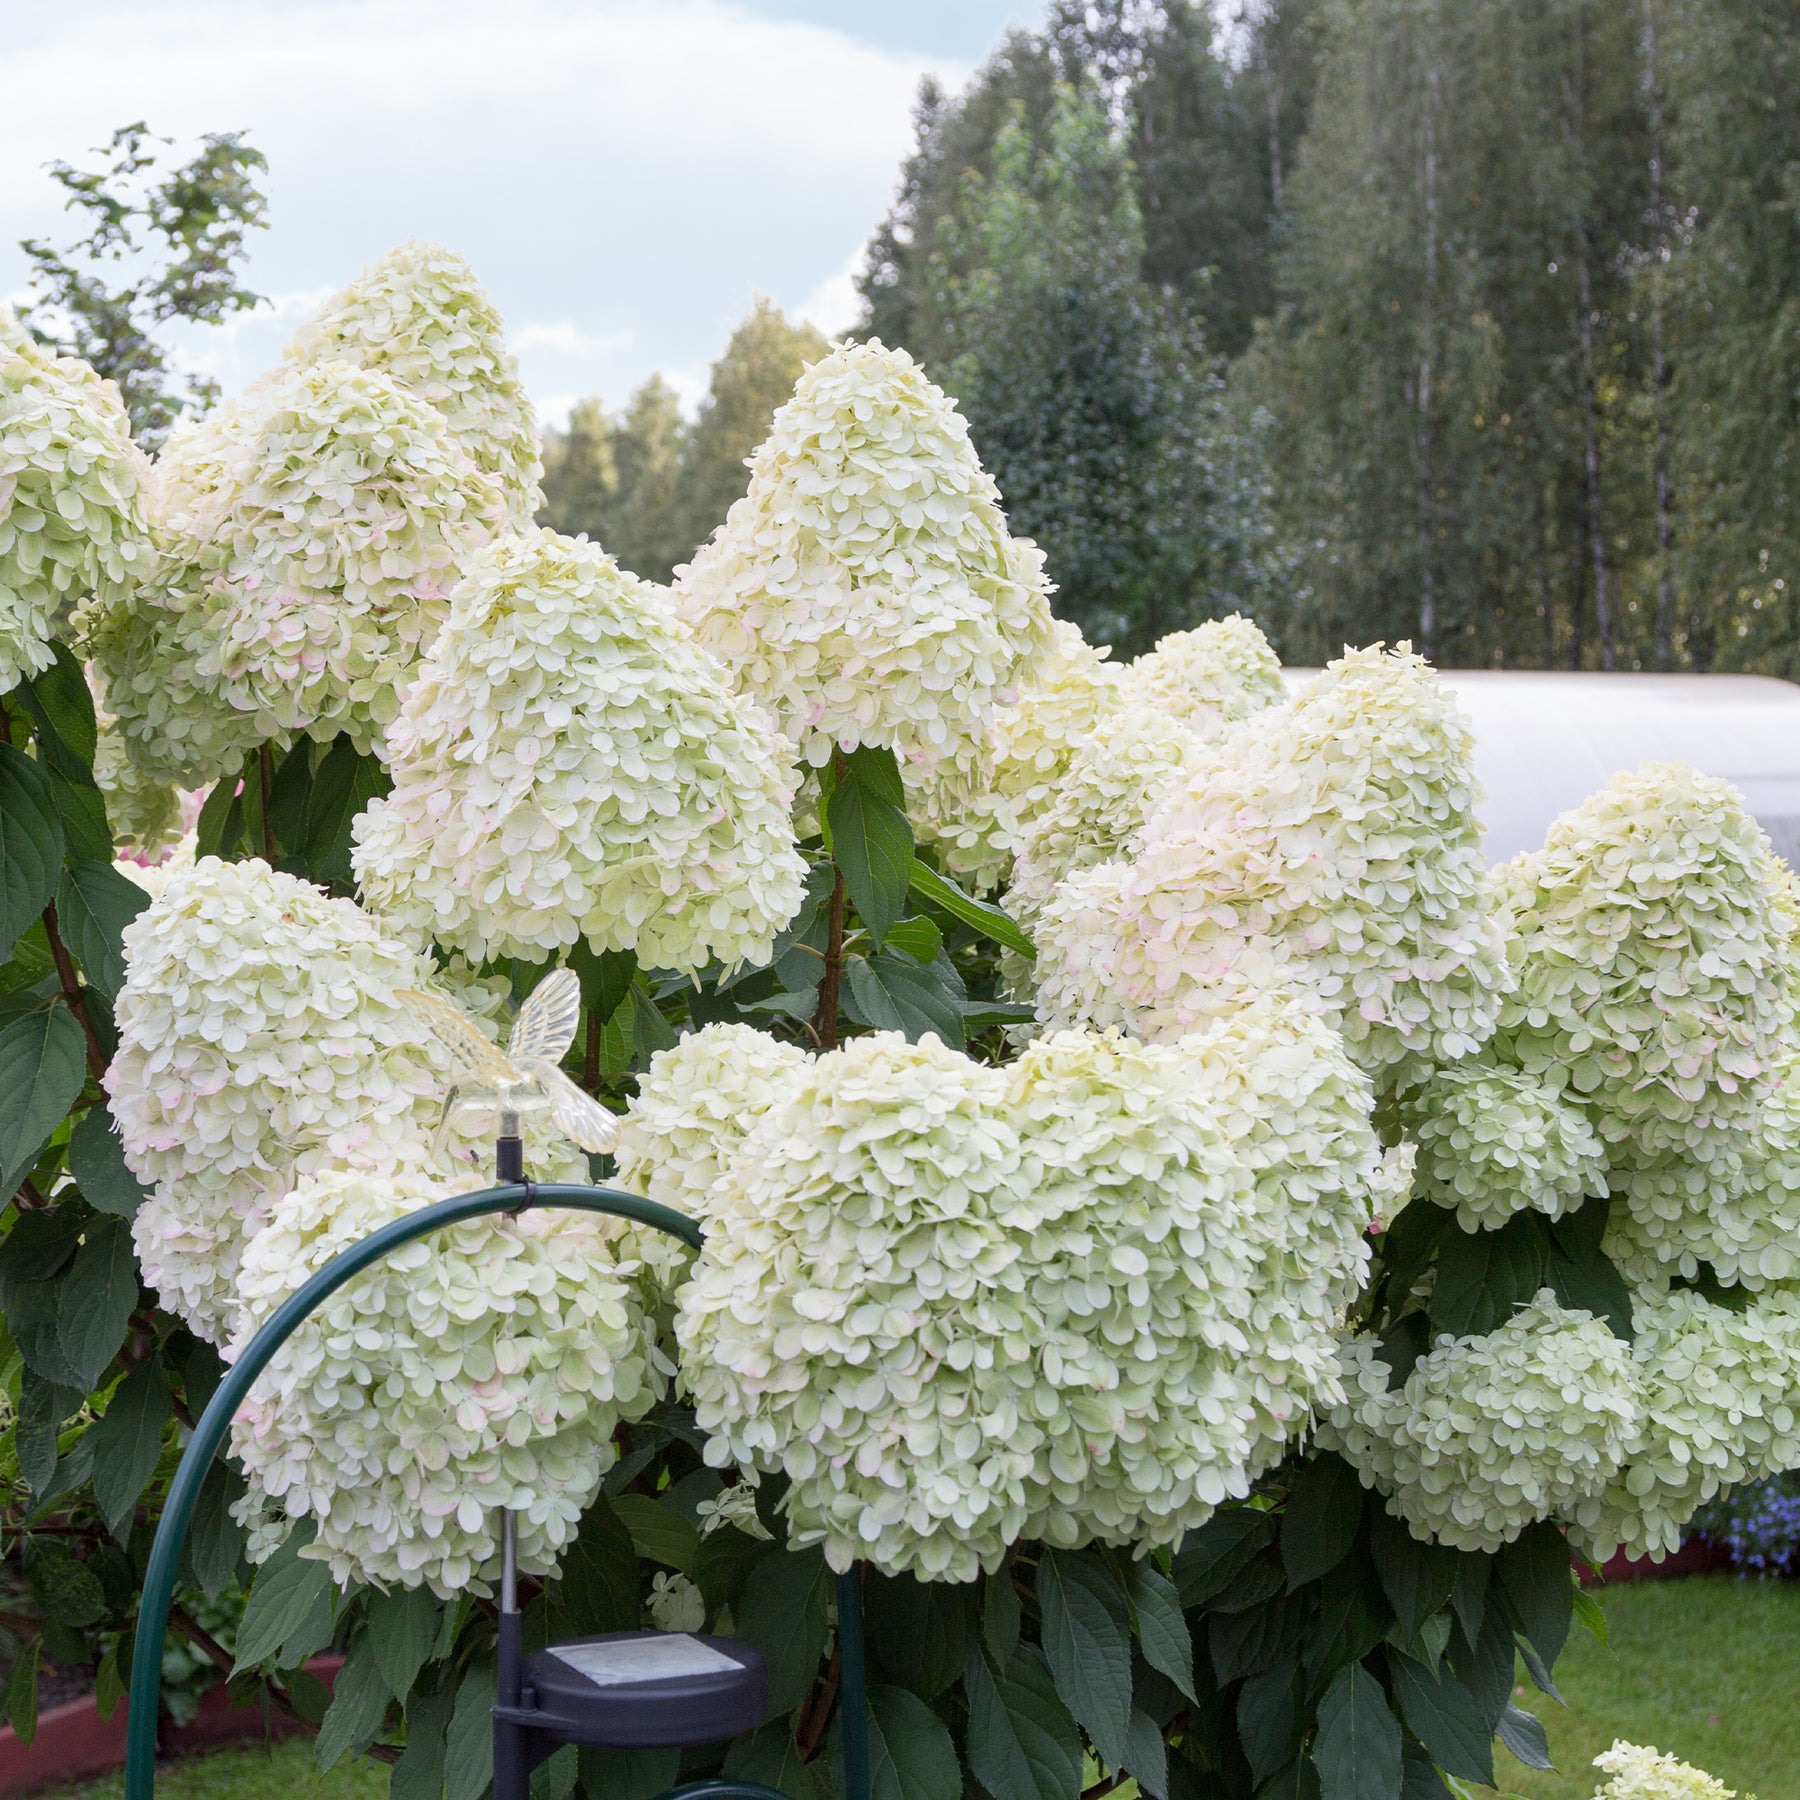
[{"x1": 1284, "y1": 668, "x2": 1800, "y2": 866}]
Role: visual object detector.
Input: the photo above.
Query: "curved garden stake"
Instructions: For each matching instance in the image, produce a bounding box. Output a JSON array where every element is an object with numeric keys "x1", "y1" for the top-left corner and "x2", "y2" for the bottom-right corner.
[{"x1": 124, "y1": 1180, "x2": 869, "y2": 1800}]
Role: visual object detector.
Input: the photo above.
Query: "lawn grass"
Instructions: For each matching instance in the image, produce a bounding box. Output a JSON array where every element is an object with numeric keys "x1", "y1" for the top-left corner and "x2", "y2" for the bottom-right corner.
[
  {"x1": 1492, "y1": 1575, "x2": 1800, "y2": 1800},
  {"x1": 50, "y1": 1737, "x2": 387, "y2": 1800}
]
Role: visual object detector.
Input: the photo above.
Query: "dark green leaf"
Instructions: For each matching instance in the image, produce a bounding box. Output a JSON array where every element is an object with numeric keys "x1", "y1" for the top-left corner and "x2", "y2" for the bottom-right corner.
[
  {"x1": 445, "y1": 1658, "x2": 497, "y2": 1800},
  {"x1": 0, "y1": 745, "x2": 64, "y2": 964},
  {"x1": 18, "y1": 646, "x2": 98, "y2": 773},
  {"x1": 908, "y1": 858, "x2": 1034, "y2": 957},
  {"x1": 306, "y1": 736, "x2": 391, "y2": 888},
  {"x1": 1374, "y1": 1314, "x2": 1431, "y2": 1391},
  {"x1": 26, "y1": 1544, "x2": 104, "y2": 1627},
  {"x1": 5, "y1": 1638, "x2": 39, "y2": 1747},
  {"x1": 56, "y1": 1214, "x2": 140, "y2": 1388},
  {"x1": 1386, "y1": 1650, "x2": 1495, "y2": 1785},
  {"x1": 629, "y1": 978, "x2": 679, "y2": 1068},
  {"x1": 367, "y1": 1583, "x2": 440, "y2": 1702},
  {"x1": 185, "y1": 1458, "x2": 247, "y2": 1601},
  {"x1": 53, "y1": 862, "x2": 148, "y2": 1002},
  {"x1": 724, "y1": 1722, "x2": 815, "y2": 1800},
  {"x1": 845, "y1": 951, "x2": 966, "y2": 1047},
  {"x1": 867, "y1": 1569, "x2": 978, "y2": 1700},
  {"x1": 1368, "y1": 1509, "x2": 1458, "y2": 1645},
  {"x1": 1260, "y1": 1758, "x2": 1324, "y2": 1800},
  {"x1": 1037, "y1": 1548, "x2": 1133, "y2": 1770},
  {"x1": 1127, "y1": 1561, "x2": 1195, "y2": 1702},
  {"x1": 735, "y1": 1547, "x2": 832, "y2": 1716},
  {"x1": 1548, "y1": 1189, "x2": 1610, "y2": 1260},
  {"x1": 94, "y1": 1643, "x2": 125, "y2": 1723},
  {"x1": 553, "y1": 1497, "x2": 640, "y2": 1637},
  {"x1": 1311, "y1": 1663, "x2": 1402, "y2": 1800},
  {"x1": 0, "y1": 1004, "x2": 86, "y2": 1199},
  {"x1": 67, "y1": 1104, "x2": 150, "y2": 1216},
  {"x1": 984, "y1": 1566, "x2": 1022, "y2": 1663},
  {"x1": 694, "y1": 1524, "x2": 769, "y2": 1616},
  {"x1": 234, "y1": 1521, "x2": 332, "y2": 1672},
  {"x1": 1213, "y1": 1553, "x2": 1286, "y2": 1613},
  {"x1": 828, "y1": 753, "x2": 914, "y2": 947},
  {"x1": 88, "y1": 1353, "x2": 171, "y2": 1538},
  {"x1": 1548, "y1": 1236, "x2": 1635, "y2": 1342},
  {"x1": 1450, "y1": 1554, "x2": 1489, "y2": 1650},
  {"x1": 316, "y1": 1635, "x2": 391, "y2": 1771},
  {"x1": 1237, "y1": 1656, "x2": 1302, "y2": 1786},
  {"x1": 1448, "y1": 1605, "x2": 1515, "y2": 1733},
  {"x1": 1571, "y1": 1582, "x2": 1608, "y2": 1648},
  {"x1": 569, "y1": 943, "x2": 637, "y2": 1026},
  {"x1": 859, "y1": 1684, "x2": 961, "y2": 1800},
  {"x1": 965, "y1": 1644, "x2": 1082, "y2": 1800},
  {"x1": 1174, "y1": 1509, "x2": 1274, "y2": 1608},
  {"x1": 266, "y1": 740, "x2": 314, "y2": 854},
  {"x1": 578, "y1": 1745, "x2": 678, "y2": 1800},
  {"x1": 1430, "y1": 1214, "x2": 1547, "y2": 1337},
  {"x1": 882, "y1": 915, "x2": 943, "y2": 965},
  {"x1": 1496, "y1": 1702, "x2": 1553, "y2": 1771},
  {"x1": 195, "y1": 771, "x2": 243, "y2": 861},
  {"x1": 50, "y1": 773, "x2": 112, "y2": 865},
  {"x1": 1399, "y1": 1736, "x2": 1451, "y2": 1800},
  {"x1": 1210, "y1": 1591, "x2": 1302, "y2": 1684},
  {"x1": 609, "y1": 1493, "x2": 700, "y2": 1574},
  {"x1": 1283, "y1": 1454, "x2": 1365, "y2": 1588},
  {"x1": 1494, "y1": 1521, "x2": 1573, "y2": 1671},
  {"x1": 15, "y1": 1373, "x2": 80, "y2": 1493},
  {"x1": 1124, "y1": 1707, "x2": 1168, "y2": 1799},
  {"x1": 391, "y1": 1677, "x2": 455, "y2": 1800}
]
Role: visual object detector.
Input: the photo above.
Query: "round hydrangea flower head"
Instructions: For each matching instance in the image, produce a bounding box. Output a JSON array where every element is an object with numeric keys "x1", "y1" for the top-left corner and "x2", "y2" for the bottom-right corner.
[
  {"x1": 1317, "y1": 1292, "x2": 1639, "y2": 1550},
  {"x1": 1567, "y1": 1285, "x2": 1800, "y2": 1563},
  {"x1": 677, "y1": 1031, "x2": 1043, "y2": 1581},
  {"x1": 281, "y1": 240, "x2": 542, "y2": 519},
  {"x1": 616, "y1": 1023, "x2": 814, "y2": 1223},
  {"x1": 672, "y1": 339, "x2": 1057, "y2": 800},
  {"x1": 1115, "y1": 614, "x2": 1284, "y2": 732},
  {"x1": 919, "y1": 620, "x2": 1122, "y2": 891},
  {"x1": 230, "y1": 1167, "x2": 665, "y2": 1596},
  {"x1": 1590, "y1": 1743, "x2": 1737, "y2": 1800},
  {"x1": 106, "y1": 854, "x2": 522, "y2": 1343},
  {"x1": 1006, "y1": 703, "x2": 1211, "y2": 941},
  {"x1": 1493, "y1": 762, "x2": 1795, "y2": 1158},
  {"x1": 1029, "y1": 645, "x2": 1510, "y2": 1080},
  {"x1": 1398, "y1": 1063, "x2": 1608, "y2": 1231},
  {"x1": 0, "y1": 309, "x2": 155, "y2": 692},
  {"x1": 353, "y1": 529, "x2": 807, "y2": 972}
]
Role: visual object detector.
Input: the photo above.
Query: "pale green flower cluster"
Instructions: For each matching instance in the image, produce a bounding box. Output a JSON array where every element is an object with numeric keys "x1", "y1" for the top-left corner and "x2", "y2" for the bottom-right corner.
[
  {"x1": 918, "y1": 620, "x2": 1122, "y2": 891},
  {"x1": 1318, "y1": 1293, "x2": 1639, "y2": 1551},
  {"x1": 0, "y1": 309, "x2": 154, "y2": 693},
  {"x1": 93, "y1": 699, "x2": 186, "y2": 856},
  {"x1": 673, "y1": 340, "x2": 1056, "y2": 800},
  {"x1": 1115, "y1": 614, "x2": 1285, "y2": 731},
  {"x1": 1399, "y1": 1064, "x2": 1608, "y2": 1230},
  {"x1": 279, "y1": 239, "x2": 543, "y2": 517},
  {"x1": 1591, "y1": 1743, "x2": 1738, "y2": 1800},
  {"x1": 230, "y1": 1167, "x2": 665, "y2": 1596},
  {"x1": 353, "y1": 530, "x2": 807, "y2": 972},
  {"x1": 1568, "y1": 1286, "x2": 1800, "y2": 1563},
  {"x1": 1031, "y1": 645, "x2": 1509, "y2": 1079},
  {"x1": 678, "y1": 1003, "x2": 1396, "y2": 1580}
]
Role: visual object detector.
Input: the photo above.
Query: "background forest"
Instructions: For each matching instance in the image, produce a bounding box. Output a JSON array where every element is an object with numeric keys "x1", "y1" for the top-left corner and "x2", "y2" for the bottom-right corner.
[{"x1": 541, "y1": 0, "x2": 1800, "y2": 674}]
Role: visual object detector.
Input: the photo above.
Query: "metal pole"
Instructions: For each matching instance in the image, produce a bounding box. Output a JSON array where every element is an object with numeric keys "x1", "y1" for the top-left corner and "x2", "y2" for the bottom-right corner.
[
  {"x1": 835, "y1": 1568, "x2": 869, "y2": 1800},
  {"x1": 124, "y1": 1183, "x2": 701, "y2": 1800},
  {"x1": 494, "y1": 1510, "x2": 526, "y2": 1800}
]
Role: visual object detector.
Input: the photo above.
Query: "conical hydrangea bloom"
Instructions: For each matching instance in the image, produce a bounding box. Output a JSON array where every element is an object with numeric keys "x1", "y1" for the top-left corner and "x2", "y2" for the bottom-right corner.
[
  {"x1": 86, "y1": 360, "x2": 510, "y2": 783},
  {"x1": 1567, "y1": 1286, "x2": 1800, "y2": 1563},
  {"x1": 1318, "y1": 1293, "x2": 1638, "y2": 1551},
  {"x1": 1590, "y1": 1742, "x2": 1737, "y2": 1800},
  {"x1": 1031, "y1": 645, "x2": 1509, "y2": 1079},
  {"x1": 1115, "y1": 614, "x2": 1284, "y2": 731},
  {"x1": 672, "y1": 339, "x2": 1056, "y2": 799},
  {"x1": 281, "y1": 240, "x2": 542, "y2": 518},
  {"x1": 230, "y1": 1168, "x2": 666, "y2": 1596},
  {"x1": 353, "y1": 529, "x2": 808, "y2": 972},
  {"x1": 105, "y1": 855, "x2": 575, "y2": 1343},
  {"x1": 918, "y1": 620, "x2": 1121, "y2": 891},
  {"x1": 0, "y1": 308, "x2": 154, "y2": 692}
]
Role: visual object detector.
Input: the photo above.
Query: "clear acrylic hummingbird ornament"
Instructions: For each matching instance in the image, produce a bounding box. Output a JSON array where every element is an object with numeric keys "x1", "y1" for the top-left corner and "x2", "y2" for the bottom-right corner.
[{"x1": 395, "y1": 968, "x2": 621, "y2": 1167}]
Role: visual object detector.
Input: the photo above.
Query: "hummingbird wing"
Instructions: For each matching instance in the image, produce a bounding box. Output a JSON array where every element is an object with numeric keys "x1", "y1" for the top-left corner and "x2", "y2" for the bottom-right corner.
[
  {"x1": 395, "y1": 988, "x2": 516, "y2": 1085},
  {"x1": 536, "y1": 1062, "x2": 623, "y2": 1156},
  {"x1": 509, "y1": 967, "x2": 583, "y2": 1066}
]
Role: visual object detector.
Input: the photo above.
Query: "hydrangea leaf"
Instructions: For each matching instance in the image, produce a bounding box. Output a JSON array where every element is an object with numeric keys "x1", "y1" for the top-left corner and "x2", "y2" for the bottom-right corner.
[
  {"x1": 1385, "y1": 1649, "x2": 1495, "y2": 1786},
  {"x1": 733, "y1": 1548, "x2": 831, "y2": 1718},
  {"x1": 0, "y1": 745, "x2": 63, "y2": 965},
  {"x1": 0, "y1": 1004, "x2": 85, "y2": 1202},
  {"x1": 1037, "y1": 1549, "x2": 1132, "y2": 1771},
  {"x1": 87, "y1": 1352, "x2": 171, "y2": 1539},
  {"x1": 67, "y1": 1103, "x2": 149, "y2": 1217},
  {"x1": 54, "y1": 861, "x2": 148, "y2": 1002},
  {"x1": 1311, "y1": 1663, "x2": 1402, "y2": 1800}
]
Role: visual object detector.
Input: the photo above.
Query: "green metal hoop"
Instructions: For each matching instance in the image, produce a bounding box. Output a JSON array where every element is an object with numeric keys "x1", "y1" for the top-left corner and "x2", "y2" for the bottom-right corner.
[{"x1": 123, "y1": 1182, "x2": 869, "y2": 1800}]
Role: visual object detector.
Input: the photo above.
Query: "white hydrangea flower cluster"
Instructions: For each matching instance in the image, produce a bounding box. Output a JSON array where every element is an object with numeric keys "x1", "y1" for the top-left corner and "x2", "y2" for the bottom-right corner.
[
  {"x1": 1590, "y1": 1743, "x2": 1737, "y2": 1800},
  {"x1": 280, "y1": 240, "x2": 543, "y2": 517},
  {"x1": 673, "y1": 340, "x2": 1056, "y2": 800},
  {"x1": 353, "y1": 530, "x2": 807, "y2": 972},
  {"x1": 0, "y1": 309, "x2": 154, "y2": 693},
  {"x1": 230, "y1": 1167, "x2": 665, "y2": 1597},
  {"x1": 94, "y1": 701, "x2": 186, "y2": 856},
  {"x1": 1030, "y1": 646, "x2": 1510, "y2": 1080},
  {"x1": 616, "y1": 1023, "x2": 813, "y2": 1223},
  {"x1": 1318, "y1": 1293, "x2": 1639, "y2": 1551},
  {"x1": 1115, "y1": 615, "x2": 1285, "y2": 732},
  {"x1": 918, "y1": 621, "x2": 1122, "y2": 891},
  {"x1": 679, "y1": 1001, "x2": 1403, "y2": 1579},
  {"x1": 1398, "y1": 1064, "x2": 1608, "y2": 1230},
  {"x1": 1567, "y1": 1286, "x2": 1800, "y2": 1563},
  {"x1": 106, "y1": 854, "x2": 577, "y2": 1344}
]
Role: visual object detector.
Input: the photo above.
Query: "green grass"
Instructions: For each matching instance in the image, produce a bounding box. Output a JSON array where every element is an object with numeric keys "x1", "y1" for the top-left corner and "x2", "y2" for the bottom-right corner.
[
  {"x1": 48, "y1": 1737, "x2": 387, "y2": 1800},
  {"x1": 1492, "y1": 1575, "x2": 1800, "y2": 1800}
]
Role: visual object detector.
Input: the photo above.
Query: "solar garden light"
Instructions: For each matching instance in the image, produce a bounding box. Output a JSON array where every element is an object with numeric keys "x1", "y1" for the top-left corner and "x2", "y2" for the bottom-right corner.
[{"x1": 123, "y1": 1155, "x2": 872, "y2": 1800}]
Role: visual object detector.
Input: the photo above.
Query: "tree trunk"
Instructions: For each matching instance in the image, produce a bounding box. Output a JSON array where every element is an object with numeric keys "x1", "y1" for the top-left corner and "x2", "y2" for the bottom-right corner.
[
  {"x1": 1643, "y1": 0, "x2": 1678, "y2": 670},
  {"x1": 1416, "y1": 51, "x2": 1442, "y2": 659}
]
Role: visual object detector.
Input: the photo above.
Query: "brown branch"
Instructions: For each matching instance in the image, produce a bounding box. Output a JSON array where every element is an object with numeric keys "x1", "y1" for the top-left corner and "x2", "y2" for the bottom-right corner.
[
  {"x1": 42, "y1": 902, "x2": 108, "y2": 1083},
  {"x1": 15, "y1": 1179, "x2": 48, "y2": 1210},
  {"x1": 584, "y1": 1010, "x2": 601, "y2": 1095},
  {"x1": 810, "y1": 868, "x2": 847, "y2": 1053},
  {"x1": 1081, "y1": 1776, "x2": 1132, "y2": 1800},
  {"x1": 793, "y1": 1635, "x2": 842, "y2": 1761}
]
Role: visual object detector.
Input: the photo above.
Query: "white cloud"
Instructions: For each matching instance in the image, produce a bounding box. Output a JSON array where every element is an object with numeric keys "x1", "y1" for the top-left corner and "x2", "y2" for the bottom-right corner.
[
  {"x1": 0, "y1": 0, "x2": 968, "y2": 414},
  {"x1": 795, "y1": 244, "x2": 868, "y2": 339}
]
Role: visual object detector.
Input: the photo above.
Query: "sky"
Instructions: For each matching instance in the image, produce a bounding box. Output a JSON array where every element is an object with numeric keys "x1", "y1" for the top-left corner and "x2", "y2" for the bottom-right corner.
[{"x1": 0, "y1": 0, "x2": 1041, "y2": 425}]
